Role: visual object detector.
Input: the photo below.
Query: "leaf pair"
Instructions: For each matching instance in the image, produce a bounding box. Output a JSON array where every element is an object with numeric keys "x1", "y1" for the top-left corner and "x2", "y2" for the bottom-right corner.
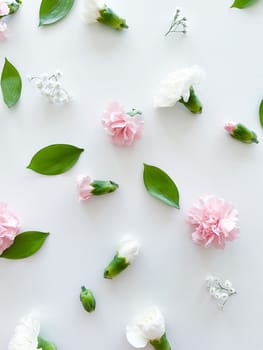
[
  {"x1": 1, "y1": 58, "x2": 22, "y2": 108},
  {"x1": 39, "y1": 0, "x2": 75, "y2": 26},
  {"x1": 231, "y1": 0, "x2": 258, "y2": 8},
  {"x1": 0, "y1": 231, "x2": 49, "y2": 259}
]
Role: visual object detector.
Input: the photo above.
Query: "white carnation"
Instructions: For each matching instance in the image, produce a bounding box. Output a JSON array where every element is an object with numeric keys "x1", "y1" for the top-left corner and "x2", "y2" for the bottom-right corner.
[
  {"x1": 154, "y1": 65, "x2": 205, "y2": 107},
  {"x1": 117, "y1": 237, "x2": 140, "y2": 263},
  {"x1": 81, "y1": 0, "x2": 104, "y2": 23},
  {"x1": 8, "y1": 314, "x2": 40, "y2": 350},
  {"x1": 126, "y1": 306, "x2": 165, "y2": 348}
]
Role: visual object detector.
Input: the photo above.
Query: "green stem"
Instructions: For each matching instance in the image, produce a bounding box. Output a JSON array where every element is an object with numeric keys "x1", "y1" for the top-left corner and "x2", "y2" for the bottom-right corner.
[
  {"x1": 98, "y1": 6, "x2": 128, "y2": 31},
  {"x1": 150, "y1": 333, "x2": 171, "y2": 350},
  {"x1": 38, "y1": 337, "x2": 57, "y2": 350},
  {"x1": 179, "y1": 86, "x2": 202, "y2": 114},
  {"x1": 104, "y1": 254, "x2": 129, "y2": 279}
]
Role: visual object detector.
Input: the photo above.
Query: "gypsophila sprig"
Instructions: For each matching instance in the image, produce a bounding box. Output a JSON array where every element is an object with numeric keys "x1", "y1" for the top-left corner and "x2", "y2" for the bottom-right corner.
[
  {"x1": 165, "y1": 8, "x2": 187, "y2": 36},
  {"x1": 206, "y1": 275, "x2": 237, "y2": 309},
  {"x1": 28, "y1": 70, "x2": 72, "y2": 105}
]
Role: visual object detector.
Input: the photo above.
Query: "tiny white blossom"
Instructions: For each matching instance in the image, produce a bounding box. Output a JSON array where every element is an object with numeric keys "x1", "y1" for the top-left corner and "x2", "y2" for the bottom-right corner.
[
  {"x1": 206, "y1": 275, "x2": 236, "y2": 309},
  {"x1": 8, "y1": 314, "x2": 40, "y2": 350},
  {"x1": 126, "y1": 306, "x2": 165, "y2": 348},
  {"x1": 117, "y1": 237, "x2": 140, "y2": 263},
  {"x1": 154, "y1": 65, "x2": 205, "y2": 108},
  {"x1": 81, "y1": 0, "x2": 104, "y2": 23}
]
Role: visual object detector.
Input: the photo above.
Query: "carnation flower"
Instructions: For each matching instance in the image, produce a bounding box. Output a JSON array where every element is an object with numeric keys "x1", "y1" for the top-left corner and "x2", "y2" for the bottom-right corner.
[
  {"x1": 8, "y1": 314, "x2": 40, "y2": 350},
  {"x1": 102, "y1": 101, "x2": 144, "y2": 146},
  {"x1": 8, "y1": 313, "x2": 57, "y2": 350},
  {"x1": 104, "y1": 237, "x2": 140, "y2": 279},
  {"x1": 0, "y1": 21, "x2": 7, "y2": 38},
  {"x1": 77, "y1": 175, "x2": 119, "y2": 200},
  {"x1": 187, "y1": 196, "x2": 239, "y2": 249},
  {"x1": 224, "y1": 121, "x2": 259, "y2": 144},
  {"x1": 0, "y1": 1, "x2": 9, "y2": 16},
  {"x1": 126, "y1": 306, "x2": 171, "y2": 350},
  {"x1": 81, "y1": 0, "x2": 128, "y2": 30},
  {"x1": 154, "y1": 65, "x2": 205, "y2": 114},
  {"x1": 0, "y1": 203, "x2": 20, "y2": 255}
]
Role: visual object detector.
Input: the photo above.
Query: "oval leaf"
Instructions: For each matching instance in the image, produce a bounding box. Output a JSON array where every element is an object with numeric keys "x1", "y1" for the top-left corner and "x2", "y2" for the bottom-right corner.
[
  {"x1": 0, "y1": 231, "x2": 49, "y2": 259},
  {"x1": 27, "y1": 144, "x2": 84, "y2": 175},
  {"x1": 143, "y1": 163, "x2": 180, "y2": 208},
  {"x1": 39, "y1": 0, "x2": 75, "y2": 26},
  {"x1": 259, "y1": 100, "x2": 263, "y2": 128},
  {"x1": 1, "y1": 58, "x2": 22, "y2": 108},
  {"x1": 231, "y1": 0, "x2": 258, "y2": 8}
]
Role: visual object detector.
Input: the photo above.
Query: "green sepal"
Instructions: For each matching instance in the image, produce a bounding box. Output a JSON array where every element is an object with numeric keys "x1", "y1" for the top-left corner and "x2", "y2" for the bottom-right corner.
[
  {"x1": 179, "y1": 86, "x2": 202, "y2": 114},
  {"x1": 98, "y1": 6, "x2": 128, "y2": 31},
  {"x1": 80, "y1": 286, "x2": 96, "y2": 313},
  {"x1": 38, "y1": 336, "x2": 57, "y2": 350},
  {"x1": 127, "y1": 109, "x2": 142, "y2": 117},
  {"x1": 150, "y1": 333, "x2": 171, "y2": 350},
  {"x1": 231, "y1": 123, "x2": 259, "y2": 144},
  {"x1": 104, "y1": 254, "x2": 129, "y2": 279},
  {"x1": 91, "y1": 180, "x2": 119, "y2": 196}
]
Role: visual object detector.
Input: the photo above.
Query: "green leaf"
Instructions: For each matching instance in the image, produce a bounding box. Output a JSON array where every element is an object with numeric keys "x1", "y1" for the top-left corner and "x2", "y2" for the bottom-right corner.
[
  {"x1": 1, "y1": 58, "x2": 22, "y2": 108},
  {"x1": 231, "y1": 0, "x2": 258, "y2": 8},
  {"x1": 0, "y1": 231, "x2": 49, "y2": 259},
  {"x1": 27, "y1": 144, "x2": 84, "y2": 175},
  {"x1": 39, "y1": 0, "x2": 75, "y2": 26},
  {"x1": 143, "y1": 164, "x2": 180, "y2": 208},
  {"x1": 259, "y1": 100, "x2": 263, "y2": 128}
]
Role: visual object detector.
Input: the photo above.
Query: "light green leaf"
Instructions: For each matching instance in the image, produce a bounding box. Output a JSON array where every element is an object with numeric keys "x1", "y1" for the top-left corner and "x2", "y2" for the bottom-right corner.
[
  {"x1": 1, "y1": 58, "x2": 22, "y2": 108},
  {"x1": 27, "y1": 144, "x2": 84, "y2": 175},
  {"x1": 143, "y1": 164, "x2": 180, "y2": 208},
  {"x1": 39, "y1": 0, "x2": 75, "y2": 26},
  {"x1": 231, "y1": 0, "x2": 258, "y2": 8},
  {"x1": 0, "y1": 231, "x2": 49, "y2": 259},
  {"x1": 259, "y1": 100, "x2": 263, "y2": 128}
]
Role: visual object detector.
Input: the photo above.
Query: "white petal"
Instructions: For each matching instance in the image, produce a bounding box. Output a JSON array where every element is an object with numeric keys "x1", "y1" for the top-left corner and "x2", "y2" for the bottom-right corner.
[{"x1": 126, "y1": 324, "x2": 148, "y2": 348}]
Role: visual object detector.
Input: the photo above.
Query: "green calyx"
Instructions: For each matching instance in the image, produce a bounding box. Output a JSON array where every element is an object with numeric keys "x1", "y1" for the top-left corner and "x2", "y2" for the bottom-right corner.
[
  {"x1": 37, "y1": 337, "x2": 57, "y2": 350},
  {"x1": 231, "y1": 123, "x2": 259, "y2": 144},
  {"x1": 127, "y1": 109, "x2": 142, "y2": 117},
  {"x1": 80, "y1": 286, "x2": 96, "y2": 313},
  {"x1": 179, "y1": 86, "x2": 202, "y2": 114},
  {"x1": 91, "y1": 180, "x2": 119, "y2": 196},
  {"x1": 98, "y1": 6, "x2": 128, "y2": 31},
  {"x1": 8, "y1": 0, "x2": 22, "y2": 15},
  {"x1": 150, "y1": 333, "x2": 171, "y2": 350},
  {"x1": 104, "y1": 254, "x2": 129, "y2": 279}
]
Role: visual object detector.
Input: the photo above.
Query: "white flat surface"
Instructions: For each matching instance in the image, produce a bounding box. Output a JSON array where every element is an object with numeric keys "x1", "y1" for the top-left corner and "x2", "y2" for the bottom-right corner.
[{"x1": 1, "y1": 0, "x2": 263, "y2": 348}]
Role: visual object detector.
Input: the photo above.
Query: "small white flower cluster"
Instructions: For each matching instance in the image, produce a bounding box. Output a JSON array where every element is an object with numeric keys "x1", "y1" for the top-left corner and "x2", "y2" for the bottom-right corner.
[
  {"x1": 206, "y1": 275, "x2": 236, "y2": 309},
  {"x1": 28, "y1": 71, "x2": 72, "y2": 105},
  {"x1": 165, "y1": 8, "x2": 187, "y2": 36}
]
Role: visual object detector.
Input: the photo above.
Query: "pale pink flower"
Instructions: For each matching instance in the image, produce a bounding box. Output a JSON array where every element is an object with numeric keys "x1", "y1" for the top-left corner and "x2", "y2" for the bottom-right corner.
[
  {"x1": 187, "y1": 196, "x2": 239, "y2": 249},
  {"x1": 224, "y1": 122, "x2": 236, "y2": 134},
  {"x1": 0, "y1": 22, "x2": 7, "y2": 39},
  {"x1": 102, "y1": 101, "x2": 144, "y2": 146},
  {"x1": 0, "y1": 2, "x2": 9, "y2": 16},
  {"x1": 78, "y1": 175, "x2": 94, "y2": 200},
  {"x1": 0, "y1": 203, "x2": 20, "y2": 254}
]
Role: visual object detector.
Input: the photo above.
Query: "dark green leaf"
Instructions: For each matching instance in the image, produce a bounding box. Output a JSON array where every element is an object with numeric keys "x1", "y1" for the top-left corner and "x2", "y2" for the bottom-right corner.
[
  {"x1": 143, "y1": 164, "x2": 180, "y2": 208},
  {"x1": 39, "y1": 0, "x2": 75, "y2": 26},
  {"x1": 0, "y1": 231, "x2": 49, "y2": 259},
  {"x1": 231, "y1": 0, "x2": 258, "y2": 8},
  {"x1": 1, "y1": 58, "x2": 22, "y2": 108},
  {"x1": 27, "y1": 144, "x2": 84, "y2": 175},
  {"x1": 259, "y1": 100, "x2": 263, "y2": 128}
]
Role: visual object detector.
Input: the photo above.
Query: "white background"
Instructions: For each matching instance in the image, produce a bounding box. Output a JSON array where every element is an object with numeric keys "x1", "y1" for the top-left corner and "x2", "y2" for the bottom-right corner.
[{"x1": 0, "y1": 0, "x2": 263, "y2": 348}]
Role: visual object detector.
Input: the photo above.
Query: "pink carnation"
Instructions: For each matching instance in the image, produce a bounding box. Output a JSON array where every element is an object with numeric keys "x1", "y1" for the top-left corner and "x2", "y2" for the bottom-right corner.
[
  {"x1": 0, "y1": 22, "x2": 7, "y2": 39},
  {"x1": 78, "y1": 175, "x2": 94, "y2": 200},
  {"x1": 0, "y1": 2, "x2": 9, "y2": 16},
  {"x1": 224, "y1": 122, "x2": 236, "y2": 134},
  {"x1": 101, "y1": 101, "x2": 144, "y2": 146},
  {"x1": 187, "y1": 196, "x2": 239, "y2": 249},
  {"x1": 0, "y1": 203, "x2": 20, "y2": 254}
]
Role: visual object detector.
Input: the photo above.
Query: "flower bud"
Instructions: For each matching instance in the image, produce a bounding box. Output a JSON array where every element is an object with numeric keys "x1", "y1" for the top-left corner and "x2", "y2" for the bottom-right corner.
[
  {"x1": 224, "y1": 122, "x2": 259, "y2": 144},
  {"x1": 98, "y1": 5, "x2": 128, "y2": 30},
  {"x1": 80, "y1": 286, "x2": 96, "y2": 313},
  {"x1": 91, "y1": 180, "x2": 119, "y2": 195}
]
